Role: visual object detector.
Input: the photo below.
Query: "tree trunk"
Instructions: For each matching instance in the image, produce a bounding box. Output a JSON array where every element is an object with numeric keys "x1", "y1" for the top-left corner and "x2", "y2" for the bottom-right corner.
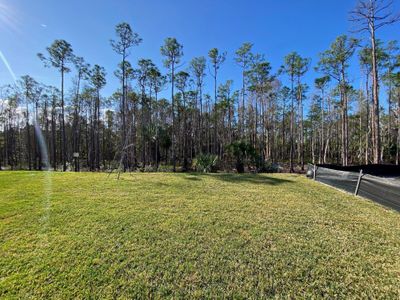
[
  {"x1": 370, "y1": 26, "x2": 381, "y2": 164},
  {"x1": 25, "y1": 102, "x2": 31, "y2": 170},
  {"x1": 289, "y1": 74, "x2": 295, "y2": 173}
]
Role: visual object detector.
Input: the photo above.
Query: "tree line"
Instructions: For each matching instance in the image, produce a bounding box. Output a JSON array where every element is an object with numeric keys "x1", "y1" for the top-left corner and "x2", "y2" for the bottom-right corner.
[{"x1": 0, "y1": 0, "x2": 399, "y2": 173}]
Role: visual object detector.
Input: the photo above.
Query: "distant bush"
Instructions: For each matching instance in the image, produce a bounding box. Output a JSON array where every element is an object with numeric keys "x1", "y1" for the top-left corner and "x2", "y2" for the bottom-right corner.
[
  {"x1": 193, "y1": 154, "x2": 219, "y2": 173},
  {"x1": 257, "y1": 162, "x2": 279, "y2": 173},
  {"x1": 226, "y1": 141, "x2": 257, "y2": 173},
  {"x1": 142, "y1": 165, "x2": 158, "y2": 172},
  {"x1": 157, "y1": 165, "x2": 174, "y2": 172}
]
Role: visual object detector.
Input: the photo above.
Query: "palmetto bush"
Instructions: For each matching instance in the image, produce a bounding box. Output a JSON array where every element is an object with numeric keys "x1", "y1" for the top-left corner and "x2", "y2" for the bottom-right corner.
[
  {"x1": 193, "y1": 154, "x2": 219, "y2": 173},
  {"x1": 226, "y1": 141, "x2": 257, "y2": 173}
]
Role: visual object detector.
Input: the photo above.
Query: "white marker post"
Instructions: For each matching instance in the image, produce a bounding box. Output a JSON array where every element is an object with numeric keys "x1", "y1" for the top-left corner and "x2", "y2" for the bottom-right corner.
[
  {"x1": 313, "y1": 164, "x2": 317, "y2": 180},
  {"x1": 354, "y1": 169, "x2": 363, "y2": 196}
]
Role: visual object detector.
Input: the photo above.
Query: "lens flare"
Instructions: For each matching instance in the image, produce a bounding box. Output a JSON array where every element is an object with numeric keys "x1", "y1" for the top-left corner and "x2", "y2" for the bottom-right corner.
[
  {"x1": 34, "y1": 120, "x2": 52, "y2": 240},
  {"x1": 0, "y1": 1, "x2": 20, "y2": 33},
  {"x1": 0, "y1": 50, "x2": 17, "y2": 82}
]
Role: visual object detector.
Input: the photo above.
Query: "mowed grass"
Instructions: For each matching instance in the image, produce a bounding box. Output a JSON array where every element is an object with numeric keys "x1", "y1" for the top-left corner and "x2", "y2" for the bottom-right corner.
[{"x1": 0, "y1": 172, "x2": 399, "y2": 299}]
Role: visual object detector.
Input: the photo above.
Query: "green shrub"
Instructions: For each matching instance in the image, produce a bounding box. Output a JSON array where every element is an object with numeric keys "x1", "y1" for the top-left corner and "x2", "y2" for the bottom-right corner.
[
  {"x1": 157, "y1": 165, "x2": 173, "y2": 172},
  {"x1": 226, "y1": 141, "x2": 257, "y2": 173},
  {"x1": 143, "y1": 165, "x2": 158, "y2": 172},
  {"x1": 257, "y1": 162, "x2": 279, "y2": 173},
  {"x1": 193, "y1": 154, "x2": 219, "y2": 173}
]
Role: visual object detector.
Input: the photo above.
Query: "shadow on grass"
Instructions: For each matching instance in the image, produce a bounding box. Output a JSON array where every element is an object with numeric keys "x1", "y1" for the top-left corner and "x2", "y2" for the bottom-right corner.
[{"x1": 184, "y1": 173, "x2": 293, "y2": 185}]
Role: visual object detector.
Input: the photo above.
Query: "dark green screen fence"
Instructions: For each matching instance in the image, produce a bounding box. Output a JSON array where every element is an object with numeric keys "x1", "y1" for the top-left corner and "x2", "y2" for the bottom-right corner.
[{"x1": 308, "y1": 165, "x2": 400, "y2": 212}]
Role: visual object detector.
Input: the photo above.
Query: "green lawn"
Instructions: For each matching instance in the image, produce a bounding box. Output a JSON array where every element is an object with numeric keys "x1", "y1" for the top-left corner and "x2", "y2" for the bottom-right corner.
[{"x1": 0, "y1": 171, "x2": 399, "y2": 298}]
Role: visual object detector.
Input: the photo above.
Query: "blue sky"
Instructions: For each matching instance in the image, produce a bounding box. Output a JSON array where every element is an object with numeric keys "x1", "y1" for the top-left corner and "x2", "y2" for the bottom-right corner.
[{"x1": 1, "y1": 0, "x2": 399, "y2": 109}]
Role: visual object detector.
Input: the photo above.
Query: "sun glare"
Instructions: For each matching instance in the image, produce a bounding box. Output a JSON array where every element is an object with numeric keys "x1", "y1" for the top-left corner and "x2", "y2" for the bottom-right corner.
[{"x1": 0, "y1": 1, "x2": 19, "y2": 33}]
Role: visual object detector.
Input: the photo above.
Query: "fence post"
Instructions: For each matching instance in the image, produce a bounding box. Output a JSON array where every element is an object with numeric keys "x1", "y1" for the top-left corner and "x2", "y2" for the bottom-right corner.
[
  {"x1": 354, "y1": 169, "x2": 363, "y2": 196},
  {"x1": 313, "y1": 165, "x2": 317, "y2": 180}
]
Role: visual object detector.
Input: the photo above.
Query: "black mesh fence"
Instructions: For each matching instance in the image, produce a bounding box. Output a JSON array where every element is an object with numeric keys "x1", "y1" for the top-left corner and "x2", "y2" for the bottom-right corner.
[
  {"x1": 308, "y1": 164, "x2": 400, "y2": 212},
  {"x1": 316, "y1": 164, "x2": 400, "y2": 177}
]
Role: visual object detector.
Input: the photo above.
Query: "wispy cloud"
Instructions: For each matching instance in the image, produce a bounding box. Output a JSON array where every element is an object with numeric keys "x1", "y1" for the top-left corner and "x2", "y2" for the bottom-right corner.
[{"x1": 41, "y1": 23, "x2": 47, "y2": 28}]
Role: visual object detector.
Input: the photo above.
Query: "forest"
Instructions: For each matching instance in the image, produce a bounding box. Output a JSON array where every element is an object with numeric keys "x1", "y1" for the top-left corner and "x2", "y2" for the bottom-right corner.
[{"x1": 0, "y1": 0, "x2": 399, "y2": 173}]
